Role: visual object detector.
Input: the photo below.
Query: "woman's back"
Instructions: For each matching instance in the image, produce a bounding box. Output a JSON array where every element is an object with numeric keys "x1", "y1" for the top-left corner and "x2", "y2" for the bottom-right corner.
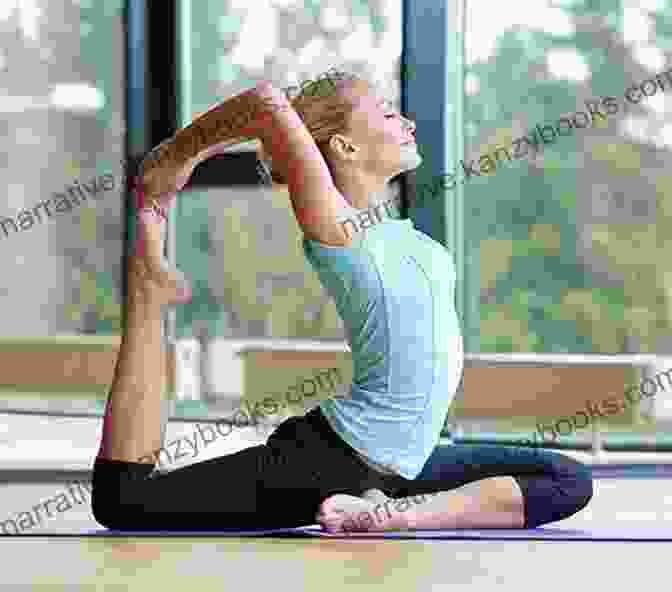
[{"x1": 303, "y1": 211, "x2": 463, "y2": 479}]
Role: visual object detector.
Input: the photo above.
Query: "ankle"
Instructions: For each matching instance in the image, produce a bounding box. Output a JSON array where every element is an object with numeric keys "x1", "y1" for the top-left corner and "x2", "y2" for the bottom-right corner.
[
  {"x1": 125, "y1": 287, "x2": 165, "y2": 319},
  {"x1": 126, "y1": 256, "x2": 164, "y2": 303}
]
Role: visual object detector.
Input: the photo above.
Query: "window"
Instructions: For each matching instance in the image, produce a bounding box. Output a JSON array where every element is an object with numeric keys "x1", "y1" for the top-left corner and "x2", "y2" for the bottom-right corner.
[
  {"x1": 464, "y1": 0, "x2": 672, "y2": 356},
  {"x1": 0, "y1": 0, "x2": 125, "y2": 409},
  {"x1": 175, "y1": 1, "x2": 404, "y2": 346}
]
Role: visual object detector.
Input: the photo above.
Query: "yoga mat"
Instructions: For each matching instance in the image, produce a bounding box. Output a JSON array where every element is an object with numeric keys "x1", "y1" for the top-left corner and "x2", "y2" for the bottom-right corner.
[
  {"x1": 21, "y1": 524, "x2": 669, "y2": 541},
  {"x1": 298, "y1": 525, "x2": 672, "y2": 541},
  {"x1": 2, "y1": 527, "x2": 317, "y2": 538},
  {"x1": 79, "y1": 526, "x2": 320, "y2": 538}
]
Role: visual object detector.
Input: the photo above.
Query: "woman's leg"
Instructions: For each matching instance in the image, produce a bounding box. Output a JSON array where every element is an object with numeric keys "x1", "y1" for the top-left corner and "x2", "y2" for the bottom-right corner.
[
  {"x1": 91, "y1": 207, "x2": 389, "y2": 531},
  {"x1": 318, "y1": 444, "x2": 593, "y2": 532},
  {"x1": 92, "y1": 201, "x2": 275, "y2": 530},
  {"x1": 92, "y1": 407, "x2": 392, "y2": 532},
  {"x1": 404, "y1": 444, "x2": 593, "y2": 529},
  {"x1": 96, "y1": 197, "x2": 190, "y2": 463}
]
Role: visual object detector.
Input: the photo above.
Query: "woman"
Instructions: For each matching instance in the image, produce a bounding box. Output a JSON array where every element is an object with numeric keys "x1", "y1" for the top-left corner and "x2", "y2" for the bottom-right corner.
[{"x1": 91, "y1": 69, "x2": 593, "y2": 533}]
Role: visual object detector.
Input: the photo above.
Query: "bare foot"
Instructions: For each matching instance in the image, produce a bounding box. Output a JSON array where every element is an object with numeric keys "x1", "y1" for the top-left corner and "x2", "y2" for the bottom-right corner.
[
  {"x1": 129, "y1": 204, "x2": 191, "y2": 307},
  {"x1": 316, "y1": 489, "x2": 410, "y2": 533}
]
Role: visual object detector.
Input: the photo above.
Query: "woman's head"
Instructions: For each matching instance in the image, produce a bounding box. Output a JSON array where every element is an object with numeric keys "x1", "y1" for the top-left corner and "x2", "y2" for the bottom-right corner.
[{"x1": 261, "y1": 69, "x2": 421, "y2": 203}]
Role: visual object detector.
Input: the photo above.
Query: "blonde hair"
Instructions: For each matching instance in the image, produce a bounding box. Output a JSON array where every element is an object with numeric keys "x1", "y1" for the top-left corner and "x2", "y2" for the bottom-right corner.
[{"x1": 257, "y1": 68, "x2": 365, "y2": 185}]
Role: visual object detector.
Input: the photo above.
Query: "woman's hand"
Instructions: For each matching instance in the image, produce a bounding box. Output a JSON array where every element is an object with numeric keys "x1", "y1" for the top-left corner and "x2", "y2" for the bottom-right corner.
[
  {"x1": 234, "y1": 82, "x2": 293, "y2": 140},
  {"x1": 137, "y1": 150, "x2": 198, "y2": 205}
]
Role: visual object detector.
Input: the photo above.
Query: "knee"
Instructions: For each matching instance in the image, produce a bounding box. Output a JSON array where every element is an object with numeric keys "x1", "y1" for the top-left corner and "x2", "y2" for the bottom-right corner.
[
  {"x1": 555, "y1": 452, "x2": 594, "y2": 509},
  {"x1": 570, "y1": 461, "x2": 594, "y2": 514},
  {"x1": 90, "y1": 459, "x2": 140, "y2": 530},
  {"x1": 552, "y1": 457, "x2": 594, "y2": 521},
  {"x1": 522, "y1": 455, "x2": 594, "y2": 527},
  {"x1": 91, "y1": 478, "x2": 129, "y2": 530},
  {"x1": 91, "y1": 489, "x2": 117, "y2": 530}
]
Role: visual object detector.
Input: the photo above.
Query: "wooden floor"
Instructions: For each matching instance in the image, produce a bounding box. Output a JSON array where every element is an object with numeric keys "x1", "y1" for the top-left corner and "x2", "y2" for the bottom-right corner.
[{"x1": 1, "y1": 536, "x2": 669, "y2": 591}]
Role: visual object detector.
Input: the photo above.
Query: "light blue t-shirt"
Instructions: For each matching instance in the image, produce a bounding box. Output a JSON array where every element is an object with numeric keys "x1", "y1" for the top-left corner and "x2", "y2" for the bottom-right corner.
[{"x1": 302, "y1": 206, "x2": 463, "y2": 479}]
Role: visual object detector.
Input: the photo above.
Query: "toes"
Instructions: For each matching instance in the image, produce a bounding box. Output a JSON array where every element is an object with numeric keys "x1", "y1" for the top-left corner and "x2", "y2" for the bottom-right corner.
[{"x1": 317, "y1": 511, "x2": 354, "y2": 534}]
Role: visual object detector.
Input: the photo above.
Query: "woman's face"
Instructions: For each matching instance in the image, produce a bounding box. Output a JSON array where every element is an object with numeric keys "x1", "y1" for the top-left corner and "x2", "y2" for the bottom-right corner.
[{"x1": 333, "y1": 80, "x2": 422, "y2": 179}]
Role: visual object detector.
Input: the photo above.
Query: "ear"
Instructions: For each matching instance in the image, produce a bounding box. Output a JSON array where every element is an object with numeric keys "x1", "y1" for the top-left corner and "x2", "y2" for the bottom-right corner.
[{"x1": 329, "y1": 134, "x2": 358, "y2": 158}]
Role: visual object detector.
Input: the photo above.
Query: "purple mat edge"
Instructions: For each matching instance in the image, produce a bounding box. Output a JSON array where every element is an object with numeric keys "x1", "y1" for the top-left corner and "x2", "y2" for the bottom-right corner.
[
  {"x1": 299, "y1": 526, "x2": 672, "y2": 541},
  {"x1": 74, "y1": 525, "x2": 672, "y2": 541}
]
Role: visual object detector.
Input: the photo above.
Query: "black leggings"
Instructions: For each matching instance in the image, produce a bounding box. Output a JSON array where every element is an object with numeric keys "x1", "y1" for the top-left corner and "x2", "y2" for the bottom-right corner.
[{"x1": 92, "y1": 406, "x2": 593, "y2": 531}]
